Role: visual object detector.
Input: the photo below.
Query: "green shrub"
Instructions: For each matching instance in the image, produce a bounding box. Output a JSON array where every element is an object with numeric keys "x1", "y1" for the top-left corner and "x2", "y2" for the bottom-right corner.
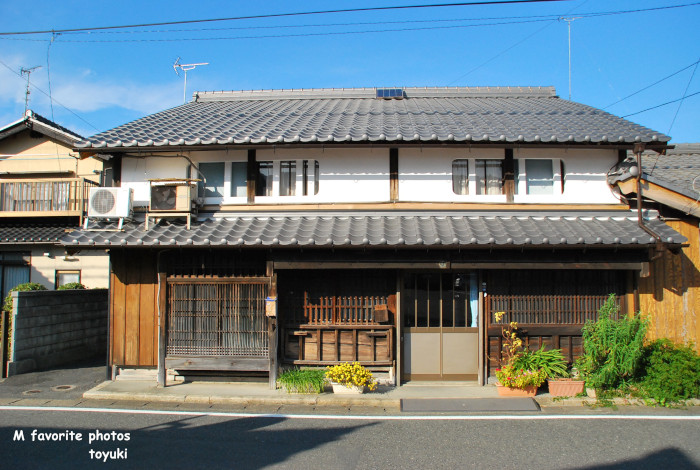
[
  {"x1": 512, "y1": 347, "x2": 568, "y2": 379},
  {"x1": 278, "y1": 368, "x2": 327, "y2": 394},
  {"x1": 2, "y1": 282, "x2": 47, "y2": 312},
  {"x1": 637, "y1": 339, "x2": 700, "y2": 403},
  {"x1": 57, "y1": 282, "x2": 86, "y2": 290},
  {"x1": 574, "y1": 294, "x2": 648, "y2": 391}
]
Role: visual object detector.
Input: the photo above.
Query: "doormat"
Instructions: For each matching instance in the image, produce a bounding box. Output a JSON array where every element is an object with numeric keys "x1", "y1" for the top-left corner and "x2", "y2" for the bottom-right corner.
[{"x1": 400, "y1": 398, "x2": 540, "y2": 412}]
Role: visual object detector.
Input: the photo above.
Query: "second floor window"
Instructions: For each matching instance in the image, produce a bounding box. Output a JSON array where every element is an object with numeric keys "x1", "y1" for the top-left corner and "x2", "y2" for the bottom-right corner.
[
  {"x1": 476, "y1": 159, "x2": 503, "y2": 195},
  {"x1": 524, "y1": 159, "x2": 554, "y2": 195},
  {"x1": 230, "y1": 162, "x2": 247, "y2": 197},
  {"x1": 280, "y1": 161, "x2": 296, "y2": 196},
  {"x1": 199, "y1": 162, "x2": 225, "y2": 198},
  {"x1": 256, "y1": 161, "x2": 273, "y2": 196},
  {"x1": 452, "y1": 159, "x2": 468, "y2": 195}
]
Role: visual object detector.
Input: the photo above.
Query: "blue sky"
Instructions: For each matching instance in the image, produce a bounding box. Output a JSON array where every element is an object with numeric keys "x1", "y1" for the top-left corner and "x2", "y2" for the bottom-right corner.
[{"x1": 0, "y1": 0, "x2": 698, "y2": 143}]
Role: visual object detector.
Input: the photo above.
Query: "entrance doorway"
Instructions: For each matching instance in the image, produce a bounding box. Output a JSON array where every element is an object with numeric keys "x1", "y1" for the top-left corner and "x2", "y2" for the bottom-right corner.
[{"x1": 401, "y1": 272, "x2": 479, "y2": 381}]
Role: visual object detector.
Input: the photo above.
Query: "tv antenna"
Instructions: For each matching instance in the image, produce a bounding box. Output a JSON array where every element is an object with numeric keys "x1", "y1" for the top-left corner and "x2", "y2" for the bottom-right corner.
[
  {"x1": 173, "y1": 58, "x2": 209, "y2": 104},
  {"x1": 559, "y1": 17, "x2": 581, "y2": 101},
  {"x1": 20, "y1": 66, "x2": 41, "y2": 114}
]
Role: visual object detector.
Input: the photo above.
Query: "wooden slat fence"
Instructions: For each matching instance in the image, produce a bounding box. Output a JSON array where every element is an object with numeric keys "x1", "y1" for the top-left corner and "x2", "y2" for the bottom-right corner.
[
  {"x1": 487, "y1": 294, "x2": 614, "y2": 326},
  {"x1": 301, "y1": 294, "x2": 386, "y2": 325},
  {"x1": 0, "y1": 178, "x2": 98, "y2": 213},
  {"x1": 167, "y1": 278, "x2": 269, "y2": 357}
]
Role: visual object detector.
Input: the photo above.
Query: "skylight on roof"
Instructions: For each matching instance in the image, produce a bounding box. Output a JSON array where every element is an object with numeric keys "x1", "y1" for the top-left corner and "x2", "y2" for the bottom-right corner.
[{"x1": 376, "y1": 88, "x2": 405, "y2": 100}]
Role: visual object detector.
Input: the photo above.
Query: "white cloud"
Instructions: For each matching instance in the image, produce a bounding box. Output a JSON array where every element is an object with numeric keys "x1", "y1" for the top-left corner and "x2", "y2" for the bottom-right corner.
[{"x1": 52, "y1": 80, "x2": 182, "y2": 114}]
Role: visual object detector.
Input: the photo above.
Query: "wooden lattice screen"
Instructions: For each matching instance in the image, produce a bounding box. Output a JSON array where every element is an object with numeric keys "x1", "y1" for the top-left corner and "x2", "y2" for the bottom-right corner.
[{"x1": 167, "y1": 278, "x2": 269, "y2": 357}]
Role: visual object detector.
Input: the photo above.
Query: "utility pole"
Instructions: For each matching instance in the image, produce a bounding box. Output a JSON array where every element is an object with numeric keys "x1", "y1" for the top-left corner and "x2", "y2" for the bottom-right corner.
[
  {"x1": 559, "y1": 17, "x2": 580, "y2": 101},
  {"x1": 173, "y1": 58, "x2": 209, "y2": 104},
  {"x1": 20, "y1": 66, "x2": 41, "y2": 114}
]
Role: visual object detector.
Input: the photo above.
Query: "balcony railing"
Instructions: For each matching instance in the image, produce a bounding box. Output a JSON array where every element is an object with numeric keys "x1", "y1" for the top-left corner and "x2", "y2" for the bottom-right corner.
[{"x1": 0, "y1": 178, "x2": 99, "y2": 217}]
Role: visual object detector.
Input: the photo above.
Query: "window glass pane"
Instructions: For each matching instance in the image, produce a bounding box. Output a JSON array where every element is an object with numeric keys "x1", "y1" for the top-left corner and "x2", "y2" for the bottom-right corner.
[
  {"x1": 403, "y1": 275, "x2": 416, "y2": 327},
  {"x1": 230, "y1": 162, "x2": 247, "y2": 197},
  {"x1": 453, "y1": 274, "x2": 467, "y2": 327},
  {"x1": 199, "y1": 162, "x2": 225, "y2": 198},
  {"x1": 452, "y1": 159, "x2": 468, "y2": 195},
  {"x1": 476, "y1": 160, "x2": 503, "y2": 195},
  {"x1": 256, "y1": 161, "x2": 273, "y2": 196},
  {"x1": 428, "y1": 275, "x2": 439, "y2": 327},
  {"x1": 56, "y1": 271, "x2": 80, "y2": 287},
  {"x1": 415, "y1": 274, "x2": 429, "y2": 328},
  {"x1": 280, "y1": 161, "x2": 296, "y2": 196},
  {"x1": 526, "y1": 159, "x2": 554, "y2": 195},
  {"x1": 4, "y1": 265, "x2": 29, "y2": 298},
  {"x1": 441, "y1": 273, "x2": 454, "y2": 327}
]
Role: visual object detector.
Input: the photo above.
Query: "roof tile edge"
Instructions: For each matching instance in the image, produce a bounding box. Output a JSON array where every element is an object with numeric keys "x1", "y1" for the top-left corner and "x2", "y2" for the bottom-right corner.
[{"x1": 194, "y1": 86, "x2": 557, "y2": 102}]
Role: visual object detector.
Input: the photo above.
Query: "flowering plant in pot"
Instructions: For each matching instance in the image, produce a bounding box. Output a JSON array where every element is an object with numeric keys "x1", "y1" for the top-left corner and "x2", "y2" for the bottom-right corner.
[
  {"x1": 325, "y1": 362, "x2": 377, "y2": 393},
  {"x1": 492, "y1": 312, "x2": 545, "y2": 397}
]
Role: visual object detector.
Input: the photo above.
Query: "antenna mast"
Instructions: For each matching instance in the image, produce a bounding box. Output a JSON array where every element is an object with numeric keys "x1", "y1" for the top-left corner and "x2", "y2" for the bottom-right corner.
[
  {"x1": 173, "y1": 58, "x2": 209, "y2": 104},
  {"x1": 560, "y1": 17, "x2": 580, "y2": 101},
  {"x1": 20, "y1": 66, "x2": 41, "y2": 114}
]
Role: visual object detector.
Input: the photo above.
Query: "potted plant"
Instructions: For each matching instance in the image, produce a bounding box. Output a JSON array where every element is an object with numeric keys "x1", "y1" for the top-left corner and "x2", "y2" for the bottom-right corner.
[
  {"x1": 547, "y1": 368, "x2": 585, "y2": 397},
  {"x1": 277, "y1": 368, "x2": 327, "y2": 394},
  {"x1": 325, "y1": 362, "x2": 377, "y2": 394},
  {"x1": 492, "y1": 312, "x2": 546, "y2": 397},
  {"x1": 514, "y1": 347, "x2": 584, "y2": 397}
]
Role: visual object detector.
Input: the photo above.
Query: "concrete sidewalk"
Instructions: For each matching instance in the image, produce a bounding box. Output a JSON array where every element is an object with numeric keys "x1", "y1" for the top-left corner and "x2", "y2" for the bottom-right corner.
[{"x1": 82, "y1": 378, "x2": 640, "y2": 409}]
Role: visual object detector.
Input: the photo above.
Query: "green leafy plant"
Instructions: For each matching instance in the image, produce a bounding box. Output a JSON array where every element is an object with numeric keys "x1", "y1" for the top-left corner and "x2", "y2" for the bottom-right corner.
[
  {"x1": 277, "y1": 368, "x2": 327, "y2": 394},
  {"x1": 57, "y1": 282, "x2": 86, "y2": 290},
  {"x1": 636, "y1": 339, "x2": 700, "y2": 404},
  {"x1": 326, "y1": 362, "x2": 377, "y2": 391},
  {"x1": 3, "y1": 282, "x2": 47, "y2": 312},
  {"x1": 513, "y1": 347, "x2": 568, "y2": 379},
  {"x1": 574, "y1": 294, "x2": 648, "y2": 391}
]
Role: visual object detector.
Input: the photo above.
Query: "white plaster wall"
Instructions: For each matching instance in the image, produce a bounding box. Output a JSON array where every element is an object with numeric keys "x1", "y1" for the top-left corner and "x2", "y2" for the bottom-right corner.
[
  {"x1": 399, "y1": 147, "x2": 506, "y2": 202},
  {"x1": 29, "y1": 248, "x2": 110, "y2": 289},
  {"x1": 514, "y1": 148, "x2": 619, "y2": 204},
  {"x1": 121, "y1": 156, "x2": 190, "y2": 206}
]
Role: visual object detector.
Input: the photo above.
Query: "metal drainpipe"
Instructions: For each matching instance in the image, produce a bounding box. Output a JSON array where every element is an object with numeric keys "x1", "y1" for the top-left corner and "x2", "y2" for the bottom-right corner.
[{"x1": 634, "y1": 144, "x2": 666, "y2": 259}]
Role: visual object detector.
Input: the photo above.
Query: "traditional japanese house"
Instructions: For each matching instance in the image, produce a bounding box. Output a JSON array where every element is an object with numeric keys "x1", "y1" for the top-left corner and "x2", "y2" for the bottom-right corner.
[{"x1": 65, "y1": 87, "x2": 687, "y2": 387}]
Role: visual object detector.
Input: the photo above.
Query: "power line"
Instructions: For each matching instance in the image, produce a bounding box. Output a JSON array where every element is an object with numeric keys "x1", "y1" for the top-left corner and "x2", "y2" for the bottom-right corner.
[
  {"x1": 604, "y1": 58, "x2": 700, "y2": 109},
  {"x1": 0, "y1": 57, "x2": 100, "y2": 132},
  {"x1": 621, "y1": 90, "x2": 700, "y2": 118},
  {"x1": 0, "y1": 1, "x2": 572, "y2": 36},
  {"x1": 668, "y1": 58, "x2": 700, "y2": 134}
]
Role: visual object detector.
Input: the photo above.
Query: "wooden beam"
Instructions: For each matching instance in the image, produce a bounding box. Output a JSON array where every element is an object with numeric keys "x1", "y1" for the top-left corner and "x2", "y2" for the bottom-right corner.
[
  {"x1": 451, "y1": 262, "x2": 647, "y2": 270},
  {"x1": 274, "y1": 262, "x2": 452, "y2": 270},
  {"x1": 617, "y1": 178, "x2": 700, "y2": 218},
  {"x1": 166, "y1": 356, "x2": 270, "y2": 371}
]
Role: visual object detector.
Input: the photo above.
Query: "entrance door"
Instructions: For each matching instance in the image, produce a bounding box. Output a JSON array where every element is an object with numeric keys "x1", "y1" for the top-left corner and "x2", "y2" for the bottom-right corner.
[{"x1": 402, "y1": 272, "x2": 479, "y2": 381}]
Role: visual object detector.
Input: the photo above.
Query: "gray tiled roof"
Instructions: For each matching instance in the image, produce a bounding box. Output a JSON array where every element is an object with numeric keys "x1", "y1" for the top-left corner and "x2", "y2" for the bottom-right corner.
[
  {"x1": 0, "y1": 224, "x2": 73, "y2": 244},
  {"x1": 62, "y1": 212, "x2": 685, "y2": 248},
  {"x1": 75, "y1": 87, "x2": 670, "y2": 149},
  {"x1": 0, "y1": 110, "x2": 83, "y2": 146},
  {"x1": 641, "y1": 144, "x2": 700, "y2": 200}
]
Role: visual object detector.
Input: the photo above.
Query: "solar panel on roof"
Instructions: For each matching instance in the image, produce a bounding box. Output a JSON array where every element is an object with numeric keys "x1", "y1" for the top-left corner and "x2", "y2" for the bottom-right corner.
[{"x1": 376, "y1": 88, "x2": 404, "y2": 100}]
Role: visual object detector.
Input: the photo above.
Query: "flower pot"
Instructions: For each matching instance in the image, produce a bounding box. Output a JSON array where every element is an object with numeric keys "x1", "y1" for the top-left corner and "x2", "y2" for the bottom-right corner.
[
  {"x1": 586, "y1": 387, "x2": 597, "y2": 398},
  {"x1": 496, "y1": 384, "x2": 538, "y2": 397},
  {"x1": 331, "y1": 383, "x2": 366, "y2": 394},
  {"x1": 547, "y1": 379, "x2": 585, "y2": 397}
]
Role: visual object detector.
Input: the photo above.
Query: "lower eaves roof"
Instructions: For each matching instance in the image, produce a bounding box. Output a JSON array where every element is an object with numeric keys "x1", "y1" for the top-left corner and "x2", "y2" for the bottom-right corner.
[
  {"x1": 61, "y1": 212, "x2": 685, "y2": 248},
  {"x1": 0, "y1": 224, "x2": 74, "y2": 244}
]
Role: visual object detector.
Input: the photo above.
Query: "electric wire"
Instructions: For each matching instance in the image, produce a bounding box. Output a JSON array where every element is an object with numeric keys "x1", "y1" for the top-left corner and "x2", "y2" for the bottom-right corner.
[
  {"x1": 667, "y1": 58, "x2": 700, "y2": 134},
  {"x1": 0, "y1": 0, "x2": 573, "y2": 36},
  {"x1": 604, "y1": 58, "x2": 700, "y2": 109},
  {"x1": 621, "y1": 90, "x2": 700, "y2": 118}
]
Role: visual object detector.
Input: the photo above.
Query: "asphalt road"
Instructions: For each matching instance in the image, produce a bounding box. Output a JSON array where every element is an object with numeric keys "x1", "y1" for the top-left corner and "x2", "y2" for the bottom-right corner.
[{"x1": 1, "y1": 407, "x2": 699, "y2": 470}]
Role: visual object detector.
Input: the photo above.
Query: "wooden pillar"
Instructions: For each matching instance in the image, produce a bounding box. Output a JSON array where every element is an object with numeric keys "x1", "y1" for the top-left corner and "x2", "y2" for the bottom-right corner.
[
  {"x1": 395, "y1": 271, "x2": 402, "y2": 386},
  {"x1": 267, "y1": 261, "x2": 278, "y2": 390},
  {"x1": 504, "y1": 148, "x2": 515, "y2": 203},
  {"x1": 247, "y1": 149, "x2": 256, "y2": 204},
  {"x1": 157, "y1": 271, "x2": 167, "y2": 387},
  {"x1": 390, "y1": 148, "x2": 399, "y2": 202}
]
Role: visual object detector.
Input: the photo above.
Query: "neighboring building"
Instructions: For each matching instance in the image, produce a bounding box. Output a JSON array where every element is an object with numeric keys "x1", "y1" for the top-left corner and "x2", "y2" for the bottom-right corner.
[
  {"x1": 610, "y1": 144, "x2": 700, "y2": 351},
  {"x1": 65, "y1": 87, "x2": 686, "y2": 387},
  {"x1": 0, "y1": 110, "x2": 109, "y2": 296}
]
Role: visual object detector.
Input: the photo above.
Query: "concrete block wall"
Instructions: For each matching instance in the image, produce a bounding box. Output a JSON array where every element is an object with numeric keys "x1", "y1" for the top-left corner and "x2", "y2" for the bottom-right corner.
[{"x1": 7, "y1": 289, "x2": 108, "y2": 375}]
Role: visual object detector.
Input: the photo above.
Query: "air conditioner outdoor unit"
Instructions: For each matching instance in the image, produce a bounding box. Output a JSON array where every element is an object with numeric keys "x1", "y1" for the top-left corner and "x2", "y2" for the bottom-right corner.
[
  {"x1": 149, "y1": 182, "x2": 194, "y2": 212},
  {"x1": 87, "y1": 187, "x2": 133, "y2": 219}
]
